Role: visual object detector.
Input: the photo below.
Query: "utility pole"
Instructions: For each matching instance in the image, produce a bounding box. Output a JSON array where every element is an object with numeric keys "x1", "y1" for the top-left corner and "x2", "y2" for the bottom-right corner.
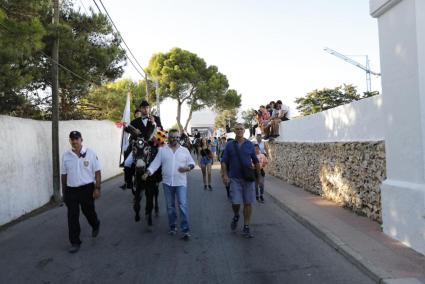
[
  {"x1": 51, "y1": 0, "x2": 61, "y2": 202},
  {"x1": 155, "y1": 80, "x2": 160, "y2": 117},
  {"x1": 145, "y1": 74, "x2": 150, "y2": 105}
]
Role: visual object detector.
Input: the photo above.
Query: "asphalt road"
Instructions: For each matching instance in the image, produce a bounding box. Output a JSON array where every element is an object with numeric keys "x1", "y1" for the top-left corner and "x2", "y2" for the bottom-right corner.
[{"x1": 0, "y1": 165, "x2": 374, "y2": 284}]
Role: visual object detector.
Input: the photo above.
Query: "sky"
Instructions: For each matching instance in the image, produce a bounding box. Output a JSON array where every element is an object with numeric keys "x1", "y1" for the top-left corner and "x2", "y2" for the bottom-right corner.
[{"x1": 78, "y1": 0, "x2": 381, "y2": 128}]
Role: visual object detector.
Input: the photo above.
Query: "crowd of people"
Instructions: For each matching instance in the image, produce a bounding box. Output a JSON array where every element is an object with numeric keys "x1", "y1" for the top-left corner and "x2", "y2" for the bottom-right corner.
[
  {"x1": 60, "y1": 100, "x2": 278, "y2": 253},
  {"x1": 189, "y1": 128, "x2": 270, "y2": 204},
  {"x1": 248, "y1": 100, "x2": 290, "y2": 140}
]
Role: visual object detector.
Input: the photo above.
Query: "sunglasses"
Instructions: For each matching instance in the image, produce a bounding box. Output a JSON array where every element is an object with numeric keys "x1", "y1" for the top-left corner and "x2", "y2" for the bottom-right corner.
[{"x1": 168, "y1": 135, "x2": 179, "y2": 139}]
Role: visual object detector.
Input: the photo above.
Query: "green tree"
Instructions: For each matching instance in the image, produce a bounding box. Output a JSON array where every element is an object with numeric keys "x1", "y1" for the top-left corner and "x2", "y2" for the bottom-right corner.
[
  {"x1": 0, "y1": 0, "x2": 126, "y2": 119},
  {"x1": 295, "y1": 84, "x2": 379, "y2": 116},
  {"x1": 241, "y1": 108, "x2": 256, "y2": 129},
  {"x1": 214, "y1": 109, "x2": 238, "y2": 131},
  {"x1": 79, "y1": 79, "x2": 146, "y2": 121},
  {"x1": 146, "y1": 47, "x2": 241, "y2": 131},
  {"x1": 0, "y1": 0, "x2": 48, "y2": 118}
]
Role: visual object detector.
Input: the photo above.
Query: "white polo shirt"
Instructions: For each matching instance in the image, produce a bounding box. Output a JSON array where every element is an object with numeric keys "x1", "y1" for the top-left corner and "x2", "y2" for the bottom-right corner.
[
  {"x1": 61, "y1": 146, "x2": 101, "y2": 187},
  {"x1": 147, "y1": 145, "x2": 195, "y2": 187}
]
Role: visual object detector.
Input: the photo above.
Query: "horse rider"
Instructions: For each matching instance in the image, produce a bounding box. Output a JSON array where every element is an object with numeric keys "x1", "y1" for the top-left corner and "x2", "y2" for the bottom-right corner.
[
  {"x1": 123, "y1": 100, "x2": 163, "y2": 223},
  {"x1": 120, "y1": 108, "x2": 142, "y2": 189}
]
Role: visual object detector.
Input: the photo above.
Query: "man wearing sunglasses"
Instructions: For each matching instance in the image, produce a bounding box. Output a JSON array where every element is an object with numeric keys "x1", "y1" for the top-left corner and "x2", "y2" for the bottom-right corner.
[{"x1": 143, "y1": 129, "x2": 196, "y2": 240}]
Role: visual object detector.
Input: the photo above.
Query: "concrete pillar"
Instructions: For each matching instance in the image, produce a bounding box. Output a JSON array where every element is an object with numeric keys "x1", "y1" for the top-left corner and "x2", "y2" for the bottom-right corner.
[{"x1": 370, "y1": 0, "x2": 425, "y2": 254}]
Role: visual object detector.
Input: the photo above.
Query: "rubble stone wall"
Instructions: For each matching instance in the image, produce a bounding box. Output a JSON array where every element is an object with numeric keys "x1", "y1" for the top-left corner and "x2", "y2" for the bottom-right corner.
[{"x1": 267, "y1": 141, "x2": 386, "y2": 222}]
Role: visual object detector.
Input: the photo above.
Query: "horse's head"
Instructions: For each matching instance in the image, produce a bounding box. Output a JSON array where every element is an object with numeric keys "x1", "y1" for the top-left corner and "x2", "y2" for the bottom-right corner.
[
  {"x1": 132, "y1": 126, "x2": 158, "y2": 174},
  {"x1": 132, "y1": 138, "x2": 153, "y2": 174}
]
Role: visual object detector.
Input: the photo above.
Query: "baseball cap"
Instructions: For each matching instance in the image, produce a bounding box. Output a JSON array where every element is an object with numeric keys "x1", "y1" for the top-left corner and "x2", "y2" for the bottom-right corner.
[
  {"x1": 139, "y1": 100, "x2": 150, "y2": 107},
  {"x1": 69, "y1": 131, "x2": 82, "y2": 139}
]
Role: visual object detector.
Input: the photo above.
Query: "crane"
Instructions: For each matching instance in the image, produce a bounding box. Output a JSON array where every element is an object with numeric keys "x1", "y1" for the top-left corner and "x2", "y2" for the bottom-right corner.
[{"x1": 324, "y1": 47, "x2": 381, "y2": 93}]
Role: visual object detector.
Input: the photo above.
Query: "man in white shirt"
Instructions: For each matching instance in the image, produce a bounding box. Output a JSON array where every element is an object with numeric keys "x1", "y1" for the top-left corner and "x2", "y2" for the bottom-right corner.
[
  {"x1": 143, "y1": 129, "x2": 196, "y2": 240},
  {"x1": 61, "y1": 131, "x2": 101, "y2": 253}
]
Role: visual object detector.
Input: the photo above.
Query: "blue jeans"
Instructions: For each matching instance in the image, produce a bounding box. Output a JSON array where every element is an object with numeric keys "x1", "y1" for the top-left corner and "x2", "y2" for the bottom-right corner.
[{"x1": 162, "y1": 184, "x2": 190, "y2": 233}]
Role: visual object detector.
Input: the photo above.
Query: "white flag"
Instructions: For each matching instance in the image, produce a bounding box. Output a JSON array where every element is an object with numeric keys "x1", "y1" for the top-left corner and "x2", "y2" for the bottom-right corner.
[{"x1": 121, "y1": 93, "x2": 131, "y2": 154}]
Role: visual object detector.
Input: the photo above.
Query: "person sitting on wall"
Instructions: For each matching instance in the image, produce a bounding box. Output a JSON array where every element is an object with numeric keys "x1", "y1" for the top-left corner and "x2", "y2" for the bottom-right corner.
[
  {"x1": 259, "y1": 105, "x2": 271, "y2": 139},
  {"x1": 270, "y1": 100, "x2": 290, "y2": 138}
]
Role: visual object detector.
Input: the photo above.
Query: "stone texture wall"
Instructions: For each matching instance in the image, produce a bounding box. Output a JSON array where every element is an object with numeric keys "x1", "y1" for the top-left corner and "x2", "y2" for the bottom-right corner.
[{"x1": 267, "y1": 141, "x2": 386, "y2": 222}]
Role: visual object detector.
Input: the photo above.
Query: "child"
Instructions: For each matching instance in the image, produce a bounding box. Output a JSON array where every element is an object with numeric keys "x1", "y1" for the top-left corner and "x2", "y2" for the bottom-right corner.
[{"x1": 255, "y1": 144, "x2": 268, "y2": 202}]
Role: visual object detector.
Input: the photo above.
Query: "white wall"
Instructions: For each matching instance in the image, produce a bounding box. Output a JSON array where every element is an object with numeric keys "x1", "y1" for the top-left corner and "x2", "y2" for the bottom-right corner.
[
  {"x1": 371, "y1": 0, "x2": 425, "y2": 255},
  {"x1": 0, "y1": 116, "x2": 122, "y2": 225},
  {"x1": 276, "y1": 95, "x2": 384, "y2": 142}
]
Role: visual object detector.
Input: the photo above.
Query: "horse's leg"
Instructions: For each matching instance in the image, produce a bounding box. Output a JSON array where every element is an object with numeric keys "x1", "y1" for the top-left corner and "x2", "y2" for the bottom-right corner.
[
  {"x1": 133, "y1": 171, "x2": 143, "y2": 222},
  {"x1": 144, "y1": 181, "x2": 154, "y2": 227},
  {"x1": 154, "y1": 183, "x2": 159, "y2": 217}
]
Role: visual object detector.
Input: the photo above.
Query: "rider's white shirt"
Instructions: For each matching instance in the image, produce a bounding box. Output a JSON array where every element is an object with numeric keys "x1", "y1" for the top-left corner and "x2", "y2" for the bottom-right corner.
[
  {"x1": 61, "y1": 146, "x2": 101, "y2": 187},
  {"x1": 148, "y1": 145, "x2": 195, "y2": 187}
]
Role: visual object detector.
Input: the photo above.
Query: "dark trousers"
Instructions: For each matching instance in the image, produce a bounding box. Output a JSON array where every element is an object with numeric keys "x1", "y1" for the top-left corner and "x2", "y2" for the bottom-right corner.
[{"x1": 64, "y1": 183, "x2": 99, "y2": 245}]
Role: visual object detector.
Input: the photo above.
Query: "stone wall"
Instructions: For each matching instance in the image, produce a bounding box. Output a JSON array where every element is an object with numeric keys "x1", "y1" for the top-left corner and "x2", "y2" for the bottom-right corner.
[{"x1": 267, "y1": 141, "x2": 386, "y2": 222}]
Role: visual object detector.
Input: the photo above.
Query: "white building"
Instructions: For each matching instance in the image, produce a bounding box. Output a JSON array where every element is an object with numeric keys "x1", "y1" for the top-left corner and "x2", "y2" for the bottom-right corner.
[{"x1": 189, "y1": 108, "x2": 216, "y2": 137}]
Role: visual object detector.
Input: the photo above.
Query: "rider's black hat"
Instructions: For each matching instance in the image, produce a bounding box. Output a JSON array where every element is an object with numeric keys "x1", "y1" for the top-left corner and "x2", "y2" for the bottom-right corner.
[{"x1": 139, "y1": 100, "x2": 150, "y2": 107}]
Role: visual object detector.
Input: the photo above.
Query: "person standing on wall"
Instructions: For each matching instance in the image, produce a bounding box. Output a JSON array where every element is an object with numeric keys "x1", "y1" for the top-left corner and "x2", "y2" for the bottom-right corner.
[
  {"x1": 143, "y1": 129, "x2": 196, "y2": 240},
  {"x1": 221, "y1": 123, "x2": 260, "y2": 238},
  {"x1": 61, "y1": 131, "x2": 101, "y2": 253}
]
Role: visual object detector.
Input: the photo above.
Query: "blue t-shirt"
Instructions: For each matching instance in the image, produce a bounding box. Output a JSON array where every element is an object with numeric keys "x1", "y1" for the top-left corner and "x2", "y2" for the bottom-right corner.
[{"x1": 221, "y1": 139, "x2": 259, "y2": 179}]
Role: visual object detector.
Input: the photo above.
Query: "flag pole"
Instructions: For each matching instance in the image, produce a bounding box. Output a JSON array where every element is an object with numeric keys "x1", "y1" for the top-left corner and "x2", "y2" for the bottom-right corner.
[
  {"x1": 119, "y1": 126, "x2": 125, "y2": 167},
  {"x1": 119, "y1": 91, "x2": 131, "y2": 167}
]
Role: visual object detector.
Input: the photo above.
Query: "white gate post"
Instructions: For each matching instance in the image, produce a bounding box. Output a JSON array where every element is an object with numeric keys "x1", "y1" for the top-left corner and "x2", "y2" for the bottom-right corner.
[{"x1": 370, "y1": 0, "x2": 425, "y2": 254}]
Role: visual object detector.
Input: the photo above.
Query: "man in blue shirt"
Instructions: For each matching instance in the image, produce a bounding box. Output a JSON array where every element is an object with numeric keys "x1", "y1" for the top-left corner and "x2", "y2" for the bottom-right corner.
[{"x1": 221, "y1": 123, "x2": 260, "y2": 238}]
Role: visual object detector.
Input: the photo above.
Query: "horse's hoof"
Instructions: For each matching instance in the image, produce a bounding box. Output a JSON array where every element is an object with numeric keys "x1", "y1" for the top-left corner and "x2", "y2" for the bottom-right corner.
[{"x1": 135, "y1": 215, "x2": 140, "y2": 222}]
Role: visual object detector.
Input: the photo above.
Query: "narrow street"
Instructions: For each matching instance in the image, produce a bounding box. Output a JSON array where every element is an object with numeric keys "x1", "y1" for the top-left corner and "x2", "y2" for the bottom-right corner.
[{"x1": 0, "y1": 165, "x2": 374, "y2": 284}]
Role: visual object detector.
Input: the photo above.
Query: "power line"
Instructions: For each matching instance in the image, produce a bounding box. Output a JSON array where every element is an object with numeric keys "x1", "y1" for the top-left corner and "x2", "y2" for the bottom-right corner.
[
  {"x1": 79, "y1": 0, "x2": 89, "y2": 14},
  {"x1": 97, "y1": 0, "x2": 147, "y2": 75},
  {"x1": 91, "y1": 0, "x2": 147, "y2": 79},
  {"x1": 40, "y1": 51, "x2": 101, "y2": 86}
]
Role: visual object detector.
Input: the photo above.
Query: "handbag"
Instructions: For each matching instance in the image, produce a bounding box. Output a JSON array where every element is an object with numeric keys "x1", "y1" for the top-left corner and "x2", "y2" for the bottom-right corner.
[{"x1": 233, "y1": 141, "x2": 256, "y2": 182}]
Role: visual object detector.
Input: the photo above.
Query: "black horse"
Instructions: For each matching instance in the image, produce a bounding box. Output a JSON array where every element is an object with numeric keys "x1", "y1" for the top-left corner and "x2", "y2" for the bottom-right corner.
[{"x1": 128, "y1": 125, "x2": 160, "y2": 229}]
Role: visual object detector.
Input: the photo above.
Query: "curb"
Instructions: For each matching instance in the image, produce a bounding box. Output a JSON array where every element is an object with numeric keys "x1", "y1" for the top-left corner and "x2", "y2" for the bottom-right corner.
[{"x1": 266, "y1": 191, "x2": 394, "y2": 284}]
